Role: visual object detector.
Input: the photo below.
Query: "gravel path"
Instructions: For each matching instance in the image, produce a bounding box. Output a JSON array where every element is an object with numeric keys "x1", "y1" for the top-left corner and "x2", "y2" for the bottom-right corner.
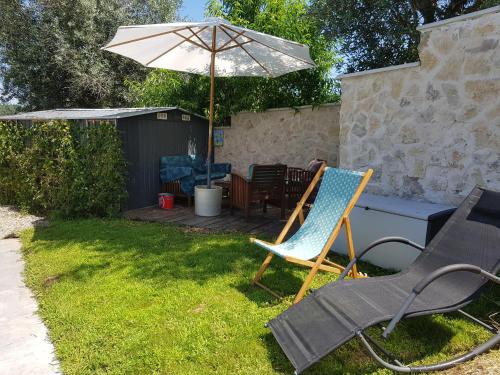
[{"x1": 0, "y1": 206, "x2": 46, "y2": 239}]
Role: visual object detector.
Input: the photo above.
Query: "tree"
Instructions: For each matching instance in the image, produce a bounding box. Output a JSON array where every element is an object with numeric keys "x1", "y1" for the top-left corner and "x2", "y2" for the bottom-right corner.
[
  {"x1": 0, "y1": 104, "x2": 18, "y2": 115},
  {"x1": 127, "y1": 0, "x2": 340, "y2": 122},
  {"x1": 0, "y1": 0, "x2": 181, "y2": 109},
  {"x1": 310, "y1": 0, "x2": 500, "y2": 73}
]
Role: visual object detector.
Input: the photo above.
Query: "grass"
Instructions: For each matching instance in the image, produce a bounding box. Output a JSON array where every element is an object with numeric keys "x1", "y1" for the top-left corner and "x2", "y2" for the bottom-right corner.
[{"x1": 21, "y1": 219, "x2": 498, "y2": 375}]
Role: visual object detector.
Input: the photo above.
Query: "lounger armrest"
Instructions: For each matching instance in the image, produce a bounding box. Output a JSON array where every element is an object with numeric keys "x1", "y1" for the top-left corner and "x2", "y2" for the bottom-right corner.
[
  {"x1": 339, "y1": 237, "x2": 424, "y2": 280},
  {"x1": 383, "y1": 264, "x2": 500, "y2": 338}
]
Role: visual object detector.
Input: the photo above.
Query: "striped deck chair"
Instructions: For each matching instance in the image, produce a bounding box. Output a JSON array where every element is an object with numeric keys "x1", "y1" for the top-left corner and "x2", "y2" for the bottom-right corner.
[{"x1": 251, "y1": 164, "x2": 373, "y2": 304}]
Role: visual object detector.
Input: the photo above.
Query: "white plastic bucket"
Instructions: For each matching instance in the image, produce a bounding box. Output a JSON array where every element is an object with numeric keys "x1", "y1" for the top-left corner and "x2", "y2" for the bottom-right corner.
[{"x1": 194, "y1": 185, "x2": 222, "y2": 217}]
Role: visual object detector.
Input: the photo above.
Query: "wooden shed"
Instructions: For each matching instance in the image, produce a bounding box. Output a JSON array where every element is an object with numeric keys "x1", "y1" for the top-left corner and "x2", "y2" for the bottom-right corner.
[{"x1": 0, "y1": 108, "x2": 209, "y2": 210}]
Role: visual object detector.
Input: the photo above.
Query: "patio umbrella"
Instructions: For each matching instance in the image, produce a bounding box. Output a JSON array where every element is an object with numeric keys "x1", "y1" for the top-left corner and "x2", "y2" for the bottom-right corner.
[{"x1": 102, "y1": 17, "x2": 316, "y2": 188}]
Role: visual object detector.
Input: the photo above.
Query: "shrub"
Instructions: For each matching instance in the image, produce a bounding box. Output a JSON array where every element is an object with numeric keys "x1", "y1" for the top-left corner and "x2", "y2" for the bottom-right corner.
[{"x1": 0, "y1": 120, "x2": 127, "y2": 217}]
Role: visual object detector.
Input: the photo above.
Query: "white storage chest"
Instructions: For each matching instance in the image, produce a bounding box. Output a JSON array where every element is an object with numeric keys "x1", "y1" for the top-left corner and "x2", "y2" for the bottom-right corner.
[{"x1": 334, "y1": 193, "x2": 455, "y2": 270}]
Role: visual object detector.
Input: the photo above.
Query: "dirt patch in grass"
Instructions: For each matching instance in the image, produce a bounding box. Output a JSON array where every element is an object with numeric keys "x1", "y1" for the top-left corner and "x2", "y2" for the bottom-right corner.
[{"x1": 443, "y1": 349, "x2": 499, "y2": 374}]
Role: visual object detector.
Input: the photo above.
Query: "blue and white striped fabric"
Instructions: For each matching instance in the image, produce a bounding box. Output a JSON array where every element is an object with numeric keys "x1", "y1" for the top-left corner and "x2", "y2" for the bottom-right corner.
[{"x1": 253, "y1": 167, "x2": 363, "y2": 260}]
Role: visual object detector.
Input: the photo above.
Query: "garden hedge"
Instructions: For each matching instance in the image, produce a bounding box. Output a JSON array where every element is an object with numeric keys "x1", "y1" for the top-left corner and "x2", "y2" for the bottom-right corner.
[{"x1": 0, "y1": 120, "x2": 127, "y2": 217}]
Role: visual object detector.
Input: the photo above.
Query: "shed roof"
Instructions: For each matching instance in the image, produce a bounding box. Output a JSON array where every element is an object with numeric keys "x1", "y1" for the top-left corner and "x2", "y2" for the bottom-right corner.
[{"x1": 0, "y1": 107, "x2": 205, "y2": 121}]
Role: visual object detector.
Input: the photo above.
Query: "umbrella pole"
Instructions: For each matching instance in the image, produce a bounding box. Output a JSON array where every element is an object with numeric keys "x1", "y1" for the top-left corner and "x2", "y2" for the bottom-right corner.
[{"x1": 207, "y1": 26, "x2": 216, "y2": 189}]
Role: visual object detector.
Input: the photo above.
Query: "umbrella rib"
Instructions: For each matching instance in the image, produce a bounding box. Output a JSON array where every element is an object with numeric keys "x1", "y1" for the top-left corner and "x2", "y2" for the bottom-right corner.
[
  {"x1": 174, "y1": 29, "x2": 211, "y2": 51},
  {"x1": 220, "y1": 23, "x2": 304, "y2": 48},
  {"x1": 186, "y1": 26, "x2": 211, "y2": 50},
  {"x1": 220, "y1": 24, "x2": 316, "y2": 67},
  {"x1": 240, "y1": 44, "x2": 273, "y2": 76},
  {"x1": 217, "y1": 27, "x2": 270, "y2": 75},
  {"x1": 216, "y1": 29, "x2": 247, "y2": 51},
  {"x1": 245, "y1": 37, "x2": 315, "y2": 66},
  {"x1": 145, "y1": 33, "x2": 201, "y2": 66},
  {"x1": 217, "y1": 26, "x2": 244, "y2": 50},
  {"x1": 218, "y1": 40, "x2": 252, "y2": 52},
  {"x1": 104, "y1": 26, "x2": 190, "y2": 49}
]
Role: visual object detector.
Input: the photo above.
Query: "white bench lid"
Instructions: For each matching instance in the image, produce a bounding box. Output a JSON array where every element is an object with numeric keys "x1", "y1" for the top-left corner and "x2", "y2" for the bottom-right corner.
[{"x1": 355, "y1": 193, "x2": 456, "y2": 220}]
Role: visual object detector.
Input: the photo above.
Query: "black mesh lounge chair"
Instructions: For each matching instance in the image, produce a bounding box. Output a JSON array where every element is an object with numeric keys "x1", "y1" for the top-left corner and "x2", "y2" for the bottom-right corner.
[{"x1": 266, "y1": 186, "x2": 500, "y2": 374}]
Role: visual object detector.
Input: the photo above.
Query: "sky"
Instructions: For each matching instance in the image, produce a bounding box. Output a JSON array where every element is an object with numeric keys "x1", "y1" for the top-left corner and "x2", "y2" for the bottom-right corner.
[{"x1": 179, "y1": 0, "x2": 207, "y2": 21}]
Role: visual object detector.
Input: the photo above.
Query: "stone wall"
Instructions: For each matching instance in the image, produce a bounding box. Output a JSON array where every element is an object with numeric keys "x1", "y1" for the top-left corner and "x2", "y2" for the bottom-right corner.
[
  {"x1": 215, "y1": 104, "x2": 340, "y2": 175},
  {"x1": 339, "y1": 6, "x2": 500, "y2": 205}
]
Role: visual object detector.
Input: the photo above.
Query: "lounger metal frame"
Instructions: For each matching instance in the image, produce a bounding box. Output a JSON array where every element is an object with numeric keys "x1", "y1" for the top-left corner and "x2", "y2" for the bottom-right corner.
[
  {"x1": 252, "y1": 164, "x2": 373, "y2": 304},
  {"x1": 340, "y1": 237, "x2": 500, "y2": 373}
]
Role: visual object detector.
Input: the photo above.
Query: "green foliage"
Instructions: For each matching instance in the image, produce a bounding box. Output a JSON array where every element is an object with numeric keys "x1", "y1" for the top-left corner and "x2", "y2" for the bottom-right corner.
[
  {"x1": 0, "y1": 120, "x2": 127, "y2": 217},
  {"x1": 0, "y1": 104, "x2": 19, "y2": 115},
  {"x1": 310, "y1": 0, "x2": 500, "y2": 73},
  {"x1": 0, "y1": 120, "x2": 26, "y2": 204},
  {"x1": 126, "y1": 71, "x2": 212, "y2": 117},
  {"x1": 0, "y1": 0, "x2": 181, "y2": 109},
  {"x1": 128, "y1": 0, "x2": 340, "y2": 121},
  {"x1": 21, "y1": 219, "x2": 498, "y2": 374}
]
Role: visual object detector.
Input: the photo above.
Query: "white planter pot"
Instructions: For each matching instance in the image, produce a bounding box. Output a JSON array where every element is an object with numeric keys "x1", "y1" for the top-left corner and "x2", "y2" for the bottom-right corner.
[{"x1": 194, "y1": 185, "x2": 222, "y2": 217}]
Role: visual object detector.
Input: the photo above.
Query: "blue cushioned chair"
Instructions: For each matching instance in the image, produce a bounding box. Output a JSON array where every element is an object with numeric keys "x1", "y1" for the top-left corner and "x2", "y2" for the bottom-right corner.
[
  {"x1": 251, "y1": 164, "x2": 373, "y2": 304},
  {"x1": 159, "y1": 155, "x2": 231, "y2": 201}
]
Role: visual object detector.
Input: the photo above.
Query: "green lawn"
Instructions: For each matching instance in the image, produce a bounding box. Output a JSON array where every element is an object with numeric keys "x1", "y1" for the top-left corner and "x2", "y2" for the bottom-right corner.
[{"x1": 21, "y1": 219, "x2": 498, "y2": 375}]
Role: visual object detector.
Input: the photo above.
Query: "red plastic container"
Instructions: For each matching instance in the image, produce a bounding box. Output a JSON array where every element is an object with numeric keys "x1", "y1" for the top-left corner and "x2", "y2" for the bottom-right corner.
[{"x1": 158, "y1": 193, "x2": 174, "y2": 209}]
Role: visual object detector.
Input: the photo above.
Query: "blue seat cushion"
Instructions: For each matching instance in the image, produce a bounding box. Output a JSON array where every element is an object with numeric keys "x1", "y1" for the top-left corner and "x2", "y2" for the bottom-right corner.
[
  {"x1": 160, "y1": 155, "x2": 194, "y2": 168},
  {"x1": 191, "y1": 156, "x2": 207, "y2": 173},
  {"x1": 194, "y1": 172, "x2": 227, "y2": 182}
]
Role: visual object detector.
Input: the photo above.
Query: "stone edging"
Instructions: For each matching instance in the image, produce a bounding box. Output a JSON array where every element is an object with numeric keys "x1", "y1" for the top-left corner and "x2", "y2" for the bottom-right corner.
[
  {"x1": 417, "y1": 5, "x2": 500, "y2": 31},
  {"x1": 336, "y1": 62, "x2": 420, "y2": 80},
  {"x1": 335, "y1": 5, "x2": 500, "y2": 81},
  {"x1": 233, "y1": 102, "x2": 340, "y2": 115}
]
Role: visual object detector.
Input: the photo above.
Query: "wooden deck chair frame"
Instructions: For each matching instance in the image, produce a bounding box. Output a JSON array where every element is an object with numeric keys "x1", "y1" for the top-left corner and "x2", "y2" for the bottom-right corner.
[{"x1": 251, "y1": 163, "x2": 373, "y2": 304}]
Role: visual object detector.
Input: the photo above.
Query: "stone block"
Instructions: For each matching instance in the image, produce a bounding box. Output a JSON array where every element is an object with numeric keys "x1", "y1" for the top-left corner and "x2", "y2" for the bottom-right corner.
[
  {"x1": 401, "y1": 126, "x2": 418, "y2": 144},
  {"x1": 391, "y1": 80, "x2": 402, "y2": 99},
  {"x1": 475, "y1": 24, "x2": 495, "y2": 36},
  {"x1": 357, "y1": 85, "x2": 372, "y2": 101},
  {"x1": 431, "y1": 35, "x2": 456, "y2": 54},
  {"x1": 419, "y1": 49, "x2": 438, "y2": 70},
  {"x1": 486, "y1": 105, "x2": 500, "y2": 120},
  {"x1": 418, "y1": 106, "x2": 435, "y2": 123},
  {"x1": 466, "y1": 38, "x2": 499, "y2": 53},
  {"x1": 410, "y1": 159, "x2": 426, "y2": 178},
  {"x1": 428, "y1": 176, "x2": 449, "y2": 192},
  {"x1": 425, "y1": 83, "x2": 440, "y2": 101},
  {"x1": 465, "y1": 80, "x2": 500, "y2": 102},
  {"x1": 460, "y1": 105, "x2": 479, "y2": 121},
  {"x1": 402, "y1": 176, "x2": 425, "y2": 198},
  {"x1": 368, "y1": 117, "x2": 381, "y2": 134},
  {"x1": 351, "y1": 122, "x2": 367, "y2": 138},
  {"x1": 473, "y1": 124, "x2": 499, "y2": 149},
  {"x1": 441, "y1": 83, "x2": 460, "y2": 107},
  {"x1": 463, "y1": 56, "x2": 491, "y2": 75},
  {"x1": 404, "y1": 83, "x2": 420, "y2": 97},
  {"x1": 400, "y1": 97, "x2": 411, "y2": 107},
  {"x1": 435, "y1": 57, "x2": 462, "y2": 81}
]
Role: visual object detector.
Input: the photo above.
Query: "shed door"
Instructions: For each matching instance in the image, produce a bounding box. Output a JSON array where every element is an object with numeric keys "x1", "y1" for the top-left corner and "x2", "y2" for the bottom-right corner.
[{"x1": 133, "y1": 118, "x2": 208, "y2": 209}]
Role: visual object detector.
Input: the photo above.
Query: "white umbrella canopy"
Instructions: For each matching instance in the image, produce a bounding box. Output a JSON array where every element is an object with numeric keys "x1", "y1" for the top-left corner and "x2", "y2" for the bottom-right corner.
[
  {"x1": 103, "y1": 17, "x2": 315, "y2": 77},
  {"x1": 103, "y1": 17, "x2": 316, "y2": 187}
]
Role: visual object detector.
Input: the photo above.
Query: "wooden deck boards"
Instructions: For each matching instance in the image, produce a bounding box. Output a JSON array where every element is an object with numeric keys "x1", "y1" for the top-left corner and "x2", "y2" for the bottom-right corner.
[{"x1": 124, "y1": 204, "x2": 296, "y2": 239}]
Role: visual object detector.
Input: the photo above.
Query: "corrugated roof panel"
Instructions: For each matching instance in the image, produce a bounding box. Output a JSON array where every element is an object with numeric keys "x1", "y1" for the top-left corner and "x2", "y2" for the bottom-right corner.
[{"x1": 0, "y1": 107, "x2": 205, "y2": 121}]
